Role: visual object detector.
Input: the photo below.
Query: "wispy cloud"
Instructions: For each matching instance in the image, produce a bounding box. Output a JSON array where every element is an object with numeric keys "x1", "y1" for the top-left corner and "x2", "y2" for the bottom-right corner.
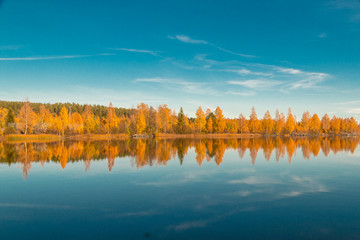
[
  {"x1": 223, "y1": 68, "x2": 272, "y2": 76},
  {"x1": 0, "y1": 53, "x2": 113, "y2": 61},
  {"x1": 346, "y1": 108, "x2": 360, "y2": 114},
  {"x1": 134, "y1": 77, "x2": 219, "y2": 95},
  {"x1": 318, "y1": 32, "x2": 328, "y2": 38},
  {"x1": 191, "y1": 55, "x2": 330, "y2": 93},
  {"x1": 289, "y1": 73, "x2": 328, "y2": 90},
  {"x1": 277, "y1": 67, "x2": 303, "y2": 74},
  {"x1": 331, "y1": 0, "x2": 360, "y2": 22},
  {"x1": 0, "y1": 45, "x2": 21, "y2": 50},
  {"x1": 228, "y1": 79, "x2": 283, "y2": 89},
  {"x1": 336, "y1": 100, "x2": 360, "y2": 105},
  {"x1": 109, "y1": 48, "x2": 160, "y2": 56},
  {"x1": 215, "y1": 46, "x2": 257, "y2": 58},
  {"x1": 169, "y1": 34, "x2": 255, "y2": 57},
  {"x1": 168, "y1": 34, "x2": 208, "y2": 44},
  {"x1": 134, "y1": 77, "x2": 167, "y2": 83},
  {"x1": 226, "y1": 91, "x2": 256, "y2": 96}
]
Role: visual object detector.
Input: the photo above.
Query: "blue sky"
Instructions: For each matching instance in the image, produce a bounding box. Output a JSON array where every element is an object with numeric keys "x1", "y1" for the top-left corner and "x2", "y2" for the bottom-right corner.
[{"x1": 0, "y1": 0, "x2": 360, "y2": 119}]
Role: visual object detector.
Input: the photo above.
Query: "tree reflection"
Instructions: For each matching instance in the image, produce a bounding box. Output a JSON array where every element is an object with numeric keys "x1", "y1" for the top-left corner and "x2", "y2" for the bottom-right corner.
[{"x1": 0, "y1": 136, "x2": 359, "y2": 179}]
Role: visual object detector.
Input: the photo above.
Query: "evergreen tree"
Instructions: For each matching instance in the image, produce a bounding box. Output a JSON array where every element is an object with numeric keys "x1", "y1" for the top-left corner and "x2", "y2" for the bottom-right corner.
[
  {"x1": 4, "y1": 108, "x2": 16, "y2": 134},
  {"x1": 177, "y1": 107, "x2": 185, "y2": 133}
]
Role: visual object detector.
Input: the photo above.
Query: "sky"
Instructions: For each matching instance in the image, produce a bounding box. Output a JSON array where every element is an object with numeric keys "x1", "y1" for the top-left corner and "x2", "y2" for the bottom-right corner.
[{"x1": 0, "y1": 0, "x2": 360, "y2": 119}]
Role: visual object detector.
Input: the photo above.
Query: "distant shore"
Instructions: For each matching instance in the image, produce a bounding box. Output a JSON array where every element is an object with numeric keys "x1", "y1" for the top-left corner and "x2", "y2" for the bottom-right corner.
[{"x1": 0, "y1": 132, "x2": 358, "y2": 142}]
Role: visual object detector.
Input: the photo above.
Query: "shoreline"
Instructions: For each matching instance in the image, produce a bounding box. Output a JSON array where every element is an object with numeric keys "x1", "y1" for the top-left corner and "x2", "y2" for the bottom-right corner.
[{"x1": 0, "y1": 133, "x2": 359, "y2": 143}]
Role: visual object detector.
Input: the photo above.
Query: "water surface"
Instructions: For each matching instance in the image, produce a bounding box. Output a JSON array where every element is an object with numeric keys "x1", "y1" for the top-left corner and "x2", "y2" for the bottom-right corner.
[{"x1": 0, "y1": 137, "x2": 360, "y2": 239}]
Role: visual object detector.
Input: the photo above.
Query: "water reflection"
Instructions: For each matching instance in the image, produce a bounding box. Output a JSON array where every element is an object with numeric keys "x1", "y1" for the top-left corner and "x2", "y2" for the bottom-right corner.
[{"x1": 0, "y1": 136, "x2": 359, "y2": 179}]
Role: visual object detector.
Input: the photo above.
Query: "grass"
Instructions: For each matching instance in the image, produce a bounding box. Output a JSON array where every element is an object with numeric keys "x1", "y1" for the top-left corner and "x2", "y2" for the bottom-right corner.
[
  {"x1": 1, "y1": 133, "x2": 130, "y2": 142},
  {"x1": 4, "y1": 134, "x2": 63, "y2": 142},
  {"x1": 67, "y1": 134, "x2": 129, "y2": 140}
]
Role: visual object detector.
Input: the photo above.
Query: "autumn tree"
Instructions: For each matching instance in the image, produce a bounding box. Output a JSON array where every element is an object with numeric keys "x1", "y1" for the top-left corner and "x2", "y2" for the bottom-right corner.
[
  {"x1": 147, "y1": 106, "x2": 157, "y2": 133},
  {"x1": 135, "y1": 105, "x2": 146, "y2": 134},
  {"x1": 285, "y1": 108, "x2": 296, "y2": 134},
  {"x1": 82, "y1": 105, "x2": 96, "y2": 134},
  {"x1": 346, "y1": 117, "x2": 358, "y2": 133},
  {"x1": 249, "y1": 107, "x2": 260, "y2": 133},
  {"x1": 310, "y1": 114, "x2": 321, "y2": 134},
  {"x1": 226, "y1": 119, "x2": 238, "y2": 133},
  {"x1": 0, "y1": 107, "x2": 8, "y2": 135},
  {"x1": 274, "y1": 109, "x2": 285, "y2": 135},
  {"x1": 19, "y1": 98, "x2": 35, "y2": 134},
  {"x1": 128, "y1": 115, "x2": 137, "y2": 135},
  {"x1": 106, "y1": 102, "x2": 117, "y2": 134},
  {"x1": 262, "y1": 110, "x2": 274, "y2": 135},
  {"x1": 330, "y1": 116, "x2": 341, "y2": 134},
  {"x1": 70, "y1": 112, "x2": 84, "y2": 134},
  {"x1": 195, "y1": 106, "x2": 206, "y2": 133},
  {"x1": 238, "y1": 113, "x2": 248, "y2": 134},
  {"x1": 214, "y1": 106, "x2": 226, "y2": 133},
  {"x1": 34, "y1": 105, "x2": 53, "y2": 133},
  {"x1": 321, "y1": 114, "x2": 331, "y2": 133},
  {"x1": 157, "y1": 104, "x2": 171, "y2": 133},
  {"x1": 206, "y1": 117, "x2": 213, "y2": 133},
  {"x1": 59, "y1": 106, "x2": 69, "y2": 135},
  {"x1": 301, "y1": 111, "x2": 311, "y2": 133},
  {"x1": 137, "y1": 103, "x2": 149, "y2": 132}
]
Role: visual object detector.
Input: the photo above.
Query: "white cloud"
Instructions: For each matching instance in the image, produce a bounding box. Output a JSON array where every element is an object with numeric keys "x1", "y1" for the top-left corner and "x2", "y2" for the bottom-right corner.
[
  {"x1": 0, "y1": 53, "x2": 113, "y2": 61},
  {"x1": 336, "y1": 100, "x2": 360, "y2": 105},
  {"x1": 215, "y1": 46, "x2": 257, "y2": 58},
  {"x1": 346, "y1": 108, "x2": 360, "y2": 114},
  {"x1": 318, "y1": 32, "x2": 327, "y2": 38},
  {"x1": 223, "y1": 68, "x2": 272, "y2": 76},
  {"x1": 227, "y1": 79, "x2": 283, "y2": 89},
  {"x1": 169, "y1": 34, "x2": 255, "y2": 57},
  {"x1": 277, "y1": 67, "x2": 303, "y2": 74},
  {"x1": 226, "y1": 91, "x2": 256, "y2": 96},
  {"x1": 331, "y1": 0, "x2": 360, "y2": 22},
  {"x1": 290, "y1": 73, "x2": 328, "y2": 90},
  {"x1": 0, "y1": 45, "x2": 21, "y2": 50},
  {"x1": 109, "y1": 48, "x2": 159, "y2": 56},
  {"x1": 134, "y1": 77, "x2": 219, "y2": 95},
  {"x1": 134, "y1": 77, "x2": 167, "y2": 83},
  {"x1": 168, "y1": 34, "x2": 208, "y2": 44}
]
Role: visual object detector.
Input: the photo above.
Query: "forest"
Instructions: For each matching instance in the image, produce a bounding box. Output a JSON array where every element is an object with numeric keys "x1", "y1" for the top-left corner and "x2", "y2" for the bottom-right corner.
[{"x1": 0, "y1": 99, "x2": 359, "y2": 137}]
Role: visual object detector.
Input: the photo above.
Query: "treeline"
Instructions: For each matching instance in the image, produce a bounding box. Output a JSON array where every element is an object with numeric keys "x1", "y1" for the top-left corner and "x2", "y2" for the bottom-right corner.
[
  {"x1": 0, "y1": 100, "x2": 135, "y2": 118},
  {"x1": 0, "y1": 99, "x2": 359, "y2": 136}
]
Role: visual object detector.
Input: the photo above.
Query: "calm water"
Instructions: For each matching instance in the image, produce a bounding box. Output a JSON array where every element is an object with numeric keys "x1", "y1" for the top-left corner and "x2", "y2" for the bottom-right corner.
[{"x1": 0, "y1": 137, "x2": 360, "y2": 239}]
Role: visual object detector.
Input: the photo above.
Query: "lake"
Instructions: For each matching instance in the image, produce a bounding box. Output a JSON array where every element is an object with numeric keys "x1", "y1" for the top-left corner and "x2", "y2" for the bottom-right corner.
[{"x1": 0, "y1": 137, "x2": 360, "y2": 239}]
